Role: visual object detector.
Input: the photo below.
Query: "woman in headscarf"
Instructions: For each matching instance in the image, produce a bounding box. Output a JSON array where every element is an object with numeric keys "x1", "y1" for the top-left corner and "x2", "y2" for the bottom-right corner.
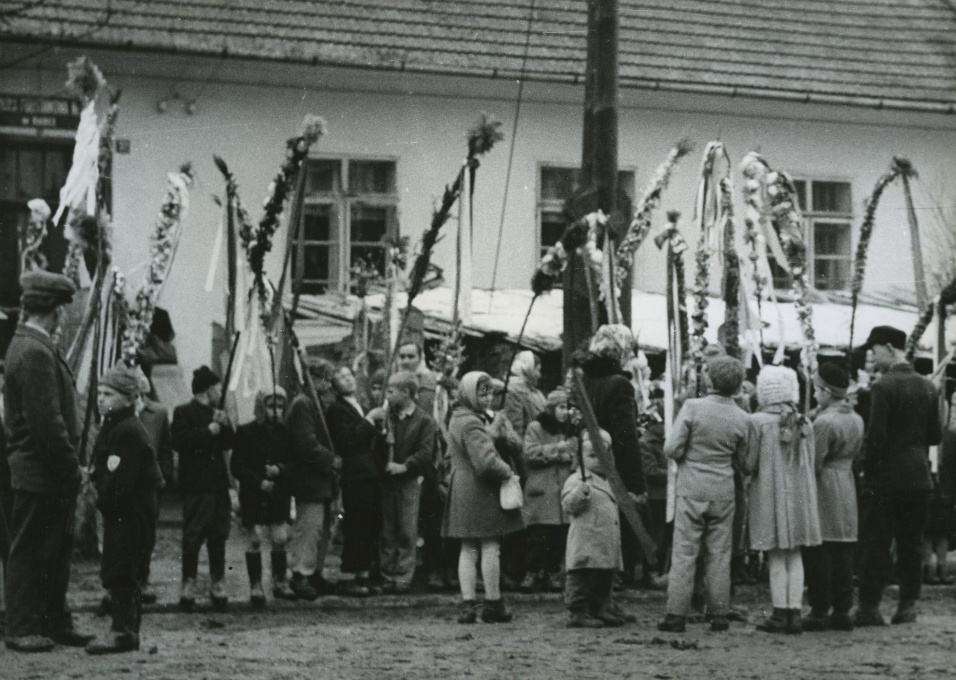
[
  {"x1": 580, "y1": 324, "x2": 647, "y2": 583},
  {"x1": 442, "y1": 372, "x2": 525, "y2": 624},
  {"x1": 521, "y1": 388, "x2": 576, "y2": 592},
  {"x1": 503, "y1": 350, "x2": 548, "y2": 453}
]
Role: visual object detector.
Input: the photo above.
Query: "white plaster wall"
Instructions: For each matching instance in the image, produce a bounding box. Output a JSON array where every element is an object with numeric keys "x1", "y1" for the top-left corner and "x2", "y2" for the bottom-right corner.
[{"x1": 3, "y1": 46, "x2": 954, "y2": 371}]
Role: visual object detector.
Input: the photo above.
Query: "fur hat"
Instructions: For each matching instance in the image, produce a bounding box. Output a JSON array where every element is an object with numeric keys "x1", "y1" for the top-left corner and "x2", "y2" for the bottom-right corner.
[
  {"x1": 101, "y1": 364, "x2": 142, "y2": 397},
  {"x1": 756, "y1": 365, "x2": 799, "y2": 407},
  {"x1": 861, "y1": 325, "x2": 906, "y2": 351},
  {"x1": 814, "y1": 363, "x2": 850, "y2": 399},
  {"x1": 707, "y1": 356, "x2": 744, "y2": 396},
  {"x1": 191, "y1": 365, "x2": 221, "y2": 395}
]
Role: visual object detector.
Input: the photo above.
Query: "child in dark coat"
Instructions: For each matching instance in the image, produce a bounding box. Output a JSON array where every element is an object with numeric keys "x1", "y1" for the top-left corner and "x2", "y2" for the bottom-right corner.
[
  {"x1": 87, "y1": 365, "x2": 159, "y2": 654},
  {"x1": 231, "y1": 387, "x2": 295, "y2": 607}
]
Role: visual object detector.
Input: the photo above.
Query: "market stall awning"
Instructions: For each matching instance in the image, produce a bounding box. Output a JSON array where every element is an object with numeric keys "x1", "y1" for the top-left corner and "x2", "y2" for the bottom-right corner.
[{"x1": 290, "y1": 287, "x2": 942, "y2": 356}]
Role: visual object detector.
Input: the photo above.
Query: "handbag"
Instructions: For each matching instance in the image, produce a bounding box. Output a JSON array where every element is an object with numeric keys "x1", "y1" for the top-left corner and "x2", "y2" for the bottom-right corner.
[{"x1": 499, "y1": 474, "x2": 524, "y2": 511}]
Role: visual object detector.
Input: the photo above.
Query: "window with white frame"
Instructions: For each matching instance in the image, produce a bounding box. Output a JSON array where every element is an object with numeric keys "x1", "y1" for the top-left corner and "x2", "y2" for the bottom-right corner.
[
  {"x1": 292, "y1": 158, "x2": 399, "y2": 294},
  {"x1": 537, "y1": 165, "x2": 636, "y2": 261},
  {"x1": 769, "y1": 179, "x2": 853, "y2": 292}
]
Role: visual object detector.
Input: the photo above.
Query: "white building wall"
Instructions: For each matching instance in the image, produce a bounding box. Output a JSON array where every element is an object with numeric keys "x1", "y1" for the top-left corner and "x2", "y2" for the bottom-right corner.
[{"x1": 3, "y1": 46, "x2": 954, "y2": 371}]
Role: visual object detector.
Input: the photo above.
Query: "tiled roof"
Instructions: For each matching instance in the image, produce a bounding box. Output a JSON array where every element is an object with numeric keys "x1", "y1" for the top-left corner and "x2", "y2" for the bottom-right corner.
[{"x1": 2, "y1": 0, "x2": 955, "y2": 111}]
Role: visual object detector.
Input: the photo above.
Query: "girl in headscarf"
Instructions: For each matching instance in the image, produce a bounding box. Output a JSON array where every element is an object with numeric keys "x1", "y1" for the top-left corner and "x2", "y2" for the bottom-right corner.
[
  {"x1": 442, "y1": 372, "x2": 525, "y2": 624},
  {"x1": 231, "y1": 386, "x2": 296, "y2": 606},
  {"x1": 745, "y1": 365, "x2": 821, "y2": 634},
  {"x1": 521, "y1": 388, "x2": 576, "y2": 592}
]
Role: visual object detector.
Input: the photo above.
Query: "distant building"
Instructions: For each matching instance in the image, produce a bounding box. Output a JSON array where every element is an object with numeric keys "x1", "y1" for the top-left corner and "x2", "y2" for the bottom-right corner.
[{"x1": 1, "y1": 1, "x2": 954, "y2": 368}]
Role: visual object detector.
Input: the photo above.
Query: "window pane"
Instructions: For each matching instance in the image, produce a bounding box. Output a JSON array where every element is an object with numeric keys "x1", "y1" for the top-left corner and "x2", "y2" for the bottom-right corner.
[
  {"x1": 348, "y1": 161, "x2": 396, "y2": 194},
  {"x1": 814, "y1": 258, "x2": 850, "y2": 290},
  {"x1": 792, "y1": 180, "x2": 807, "y2": 212},
  {"x1": 351, "y1": 245, "x2": 386, "y2": 278},
  {"x1": 302, "y1": 244, "x2": 331, "y2": 281},
  {"x1": 17, "y1": 148, "x2": 42, "y2": 199},
  {"x1": 540, "y1": 167, "x2": 578, "y2": 202},
  {"x1": 811, "y1": 181, "x2": 851, "y2": 213},
  {"x1": 814, "y1": 222, "x2": 851, "y2": 257},
  {"x1": 541, "y1": 210, "x2": 565, "y2": 249},
  {"x1": 306, "y1": 160, "x2": 339, "y2": 195},
  {"x1": 0, "y1": 148, "x2": 15, "y2": 200},
  {"x1": 303, "y1": 205, "x2": 333, "y2": 241},
  {"x1": 350, "y1": 204, "x2": 394, "y2": 243}
]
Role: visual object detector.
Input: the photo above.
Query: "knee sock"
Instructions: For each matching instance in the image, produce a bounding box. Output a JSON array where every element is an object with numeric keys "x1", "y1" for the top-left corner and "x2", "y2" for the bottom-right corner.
[
  {"x1": 768, "y1": 549, "x2": 788, "y2": 609},
  {"x1": 786, "y1": 548, "x2": 804, "y2": 609},
  {"x1": 458, "y1": 540, "x2": 479, "y2": 601},
  {"x1": 480, "y1": 539, "x2": 502, "y2": 601}
]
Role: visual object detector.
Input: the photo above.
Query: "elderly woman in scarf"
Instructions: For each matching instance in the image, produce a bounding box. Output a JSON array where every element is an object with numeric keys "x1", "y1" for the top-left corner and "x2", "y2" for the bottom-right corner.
[
  {"x1": 503, "y1": 351, "x2": 548, "y2": 448},
  {"x1": 442, "y1": 372, "x2": 525, "y2": 624},
  {"x1": 580, "y1": 324, "x2": 648, "y2": 585}
]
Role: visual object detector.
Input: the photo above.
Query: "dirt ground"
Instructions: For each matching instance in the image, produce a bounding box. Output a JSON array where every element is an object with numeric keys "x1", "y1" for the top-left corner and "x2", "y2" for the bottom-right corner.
[{"x1": 5, "y1": 500, "x2": 956, "y2": 680}]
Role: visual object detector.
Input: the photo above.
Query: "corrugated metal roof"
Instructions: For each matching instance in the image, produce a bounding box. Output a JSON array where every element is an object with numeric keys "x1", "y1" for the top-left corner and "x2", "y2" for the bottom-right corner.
[{"x1": 1, "y1": 0, "x2": 954, "y2": 111}]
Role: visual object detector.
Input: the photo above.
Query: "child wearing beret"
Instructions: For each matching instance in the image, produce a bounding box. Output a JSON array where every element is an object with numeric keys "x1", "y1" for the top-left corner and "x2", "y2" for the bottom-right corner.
[{"x1": 87, "y1": 365, "x2": 160, "y2": 654}]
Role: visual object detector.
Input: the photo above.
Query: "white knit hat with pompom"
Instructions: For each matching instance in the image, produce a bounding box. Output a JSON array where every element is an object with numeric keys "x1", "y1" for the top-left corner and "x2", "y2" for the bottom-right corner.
[{"x1": 756, "y1": 365, "x2": 799, "y2": 407}]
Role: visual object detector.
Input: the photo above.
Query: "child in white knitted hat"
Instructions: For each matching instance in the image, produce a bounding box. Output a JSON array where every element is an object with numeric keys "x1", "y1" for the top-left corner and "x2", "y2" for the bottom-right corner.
[{"x1": 745, "y1": 365, "x2": 822, "y2": 634}]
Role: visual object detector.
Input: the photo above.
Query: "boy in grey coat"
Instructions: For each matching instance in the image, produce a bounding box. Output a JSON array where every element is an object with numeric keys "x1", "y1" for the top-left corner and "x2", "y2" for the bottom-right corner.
[
  {"x1": 562, "y1": 429, "x2": 627, "y2": 628},
  {"x1": 658, "y1": 356, "x2": 750, "y2": 633}
]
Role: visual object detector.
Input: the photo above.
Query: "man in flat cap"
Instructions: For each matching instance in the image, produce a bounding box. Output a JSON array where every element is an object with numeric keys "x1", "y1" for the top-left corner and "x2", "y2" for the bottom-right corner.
[
  {"x1": 3, "y1": 271, "x2": 93, "y2": 652},
  {"x1": 855, "y1": 325, "x2": 940, "y2": 626}
]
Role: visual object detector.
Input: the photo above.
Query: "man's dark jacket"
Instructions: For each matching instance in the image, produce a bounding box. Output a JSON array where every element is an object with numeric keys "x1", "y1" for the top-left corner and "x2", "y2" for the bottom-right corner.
[
  {"x1": 286, "y1": 393, "x2": 337, "y2": 502},
  {"x1": 171, "y1": 400, "x2": 235, "y2": 494},
  {"x1": 2, "y1": 325, "x2": 81, "y2": 495},
  {"x1": 864, "y1": 362, "x2": 941, "y2": 495},
  {"x1": 580, "y1": 355, "x2": 646, "y2": 496}
]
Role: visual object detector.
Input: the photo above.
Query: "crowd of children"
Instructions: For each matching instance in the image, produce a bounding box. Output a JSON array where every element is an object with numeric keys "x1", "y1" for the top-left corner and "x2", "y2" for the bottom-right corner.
[{"x1": 5, "y1": 301, "x2": 952, "y2": 654}]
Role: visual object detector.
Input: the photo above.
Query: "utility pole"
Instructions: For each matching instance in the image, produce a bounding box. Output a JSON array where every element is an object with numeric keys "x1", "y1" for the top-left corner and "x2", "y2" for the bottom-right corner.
[{"x1": 564, "y1": 0, "x2": 626, "y2": 368}]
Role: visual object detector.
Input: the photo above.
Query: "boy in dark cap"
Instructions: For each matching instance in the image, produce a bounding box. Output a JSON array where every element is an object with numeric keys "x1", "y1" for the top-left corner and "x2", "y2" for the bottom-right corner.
[
  {"x1": 86, "y1": 364, "x2": 159, "y2": 654},
  {"x1": 171, "y1": 366, "x2": 235, "y2": 611},
  {"x1": 802, "y1": 363, "x2": 864, "y2": 632},
  {"x1": 856, "y1": 325, "x2": 940, "y2": 626},
  {"x1": 4, "y1": 271, "x2": 93, "y2": 652}
]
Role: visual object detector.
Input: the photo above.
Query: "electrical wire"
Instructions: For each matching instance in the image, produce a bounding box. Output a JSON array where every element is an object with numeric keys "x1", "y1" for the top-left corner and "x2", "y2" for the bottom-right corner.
[{"x1": 488, "y1": 0, "x2": 536, "y2": 302}]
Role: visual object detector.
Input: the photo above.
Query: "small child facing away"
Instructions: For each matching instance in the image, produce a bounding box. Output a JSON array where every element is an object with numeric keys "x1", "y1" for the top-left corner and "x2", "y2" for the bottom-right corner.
[
  {"x1": 88, "y1": 364, "x2": 160, "y2": 655},
  {"x1": 658, "y1": 355, "x2": 751, "y2": 634},
  {"x1": 562, "y1": 428, "x2": 627, "y2": 628}
]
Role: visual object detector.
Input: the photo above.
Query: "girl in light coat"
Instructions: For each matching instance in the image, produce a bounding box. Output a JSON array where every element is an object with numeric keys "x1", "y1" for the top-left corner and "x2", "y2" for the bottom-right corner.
[{"x1": 746, "y1": 365, "x2": 822, "y2": 634}]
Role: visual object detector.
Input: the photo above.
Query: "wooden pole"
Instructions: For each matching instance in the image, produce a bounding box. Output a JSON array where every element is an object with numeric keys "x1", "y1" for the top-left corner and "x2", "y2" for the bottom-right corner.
[{"x1": 563, "y1": 0, "x2": 620, "y2": 370}]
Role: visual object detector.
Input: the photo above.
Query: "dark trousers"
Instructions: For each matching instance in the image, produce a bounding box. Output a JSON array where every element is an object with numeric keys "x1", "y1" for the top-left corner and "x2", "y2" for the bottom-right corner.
[
  {"x1": 110, "y1": 582, "x2": 142, "y2": 637},
  {"x1": 341, "y1": 479, "x2": 381, "y2": 574},
  {"x1": 182, "y1": 491, "x2": 231, "y2": 581},
  {"x1": 858, "y1": 492, "x2": 928, "y2": 608},
  {"x1": 646, "y1": 499, "x2": 667, "y2": 576},
  {"x1": 526, "y1": 524, "x2": 568, "y2": 573},
  {"x1": 565, "y1": 568, "x2": 614, "y2": 615},
  {"x1": 5, "y1": 491, "x2": 76, "y2": 637},
  {"x1": 803, "y1": 542, "x2": 855, "y2": 614},
  {"x1": 141, "y1": 490, "x2": 160, "y2": 585},
  {"x1": 502, "y1": 528, "x2": 527, "y2": 581},
  {"x1": 621, "y1": 512, "x2": 641, "y2": 577},
  {"x1": 419, "y1": 478, "x2": 445, "y2": 574}
]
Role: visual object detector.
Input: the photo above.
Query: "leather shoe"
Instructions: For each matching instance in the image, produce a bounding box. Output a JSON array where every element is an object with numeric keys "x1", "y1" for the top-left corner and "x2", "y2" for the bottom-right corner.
[
  {"x1": 830, "y1": 612, "x2": 854, "y2": 631},
  {"x1": 48, "y1": 627, "x2": 96, "y2": 647},
  {"x1": 85, "y1": 632, "x2": 139, "y2": 655},
  {"x1": 5, "y1": 635, "x2": 55, "y2": 653},
  {"x1": 891, "y1": 601, "x2": 917, "y2": 625},
  {"x1": 568, "y1": 612, "x2": 604, "y2": 628},
  {"x1": 657, "y1": 614, "x2": 686, "y2": 633},
  {"x1": 803, "y1": 610, "x2": 829, "y2": 632},
  {"x1": 854, "y1": 606, "x2": 886, "y2": 627}
]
